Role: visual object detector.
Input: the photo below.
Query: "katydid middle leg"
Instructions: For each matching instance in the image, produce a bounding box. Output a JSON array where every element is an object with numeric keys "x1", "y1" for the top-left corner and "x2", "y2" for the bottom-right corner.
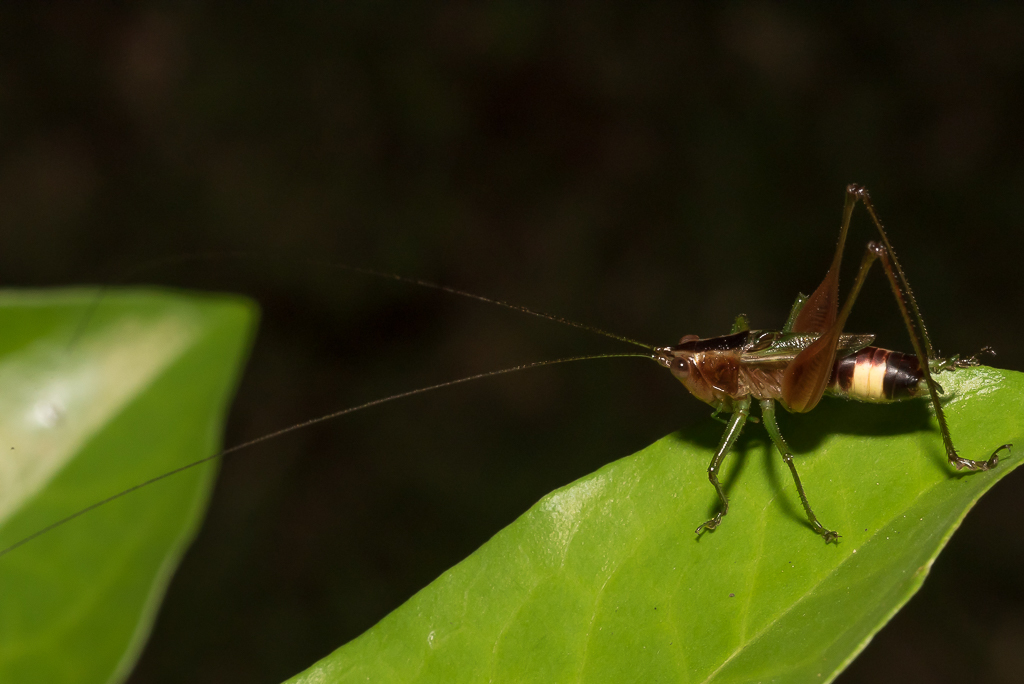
[{"x1": 760, "y1": 398, "x2": 839, "y2": 543}]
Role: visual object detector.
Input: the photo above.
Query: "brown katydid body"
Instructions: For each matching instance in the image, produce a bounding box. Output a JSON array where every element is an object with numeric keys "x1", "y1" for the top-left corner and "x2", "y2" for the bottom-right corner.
[
  {"x1": 654, "y1": 184, "x2": 1010, "y2": 543},
  {"x1": 657, "y1": 329, "x2": 913, "y2": 410}
]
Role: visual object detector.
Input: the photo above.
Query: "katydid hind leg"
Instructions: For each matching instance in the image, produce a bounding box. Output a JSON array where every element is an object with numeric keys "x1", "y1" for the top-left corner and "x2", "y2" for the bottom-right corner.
[
  {"x1": 854, "y1": 186, "x2": 1010, "y2": 471},
  {"x1": 781, "y1": 186, "x2": 882, "y2": 413},
  {"x1": 788, "y1": 185, "x2": 859, "y2": 336},
  {"x1": 760, "y1": 399, "x2": 839, "y2": 543},
  {"x1": 873, "y1": 244, "x2": 1006, "y2": 470},
  {"x1": 696, "y1": 397, "x2": 751, "y2": 536},
  {"x1": 782, "y1": 242, "x2": 883, "y2": 413}
]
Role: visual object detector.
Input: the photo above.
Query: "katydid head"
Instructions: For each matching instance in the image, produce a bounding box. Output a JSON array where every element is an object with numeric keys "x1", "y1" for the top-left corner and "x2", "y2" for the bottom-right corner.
[
  {"x1": 654, "y1": 334, "x2": 732, "y2": 408},
  {"x1": 653, "y1": 335, "x2": 699, "y2": 378}
]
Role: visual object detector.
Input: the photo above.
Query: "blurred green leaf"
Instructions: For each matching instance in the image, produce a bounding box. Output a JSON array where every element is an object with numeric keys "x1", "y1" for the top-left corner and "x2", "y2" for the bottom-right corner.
[
  {"x1": 288, "y1": 367, "x2": 1024, "y2": 684},
  {"x1": 0, "y1": 289, "x2": 256, "y2": 684}
]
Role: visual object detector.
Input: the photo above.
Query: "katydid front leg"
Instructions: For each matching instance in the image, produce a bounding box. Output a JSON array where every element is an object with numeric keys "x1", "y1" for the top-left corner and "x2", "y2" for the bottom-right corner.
[{"x1": 696, "y1": 397, "x2": 751, "y2": 536}]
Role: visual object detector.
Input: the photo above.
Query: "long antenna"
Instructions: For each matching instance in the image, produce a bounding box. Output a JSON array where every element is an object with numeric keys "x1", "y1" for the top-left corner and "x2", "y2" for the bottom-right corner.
[
  {"x1": 0, "y1": 351, "x2": 655, "y2": 559},
  {"x1": 71, "y1": 251, "x2": 656, "y2": 352}
]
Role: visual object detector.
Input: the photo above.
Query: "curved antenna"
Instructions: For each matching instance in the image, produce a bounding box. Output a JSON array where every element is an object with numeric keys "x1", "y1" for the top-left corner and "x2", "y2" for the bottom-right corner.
[
  {"x1": 69, "y1": 251, "x2": 656, "y2": 352},
  {"x1": 0, "y1": 351, "x2": 655, "y2": 559}
]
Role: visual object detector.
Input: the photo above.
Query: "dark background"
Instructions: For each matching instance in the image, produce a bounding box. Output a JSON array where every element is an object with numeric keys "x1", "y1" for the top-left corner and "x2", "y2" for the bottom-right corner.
[{"x1": 3, "y1": 4, "x2": 1024, "y2": 683}]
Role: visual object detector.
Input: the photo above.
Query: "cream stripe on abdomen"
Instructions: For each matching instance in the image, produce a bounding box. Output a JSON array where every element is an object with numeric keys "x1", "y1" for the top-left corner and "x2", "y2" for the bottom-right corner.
[{"x1": 852, "y1": 354, "x2": 873, "y2": 398}]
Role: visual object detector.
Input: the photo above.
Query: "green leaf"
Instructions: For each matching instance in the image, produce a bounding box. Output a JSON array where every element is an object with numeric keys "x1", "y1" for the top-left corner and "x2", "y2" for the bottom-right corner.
[
  {"x1": 0, "y1": 289, "x2": 256, "y2": 684},
  {"x1": 287, "y1": 367, "x2": 1024, "y2": 684}
]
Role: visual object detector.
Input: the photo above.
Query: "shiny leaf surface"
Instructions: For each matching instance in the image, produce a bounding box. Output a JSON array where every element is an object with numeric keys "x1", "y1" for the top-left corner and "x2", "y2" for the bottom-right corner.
[{"x1": 288, "y1": 367, "x2": 1023, "y2": 684}]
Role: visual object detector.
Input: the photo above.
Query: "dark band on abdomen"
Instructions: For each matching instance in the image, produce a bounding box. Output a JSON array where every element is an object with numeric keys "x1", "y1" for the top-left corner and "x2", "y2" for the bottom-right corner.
[
  {"x1": 882, "y1": 350, "x2": 923, "y2": 400},
  {"x1": 829, "y1": 346, "x2": 924, "y2": 402}
]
